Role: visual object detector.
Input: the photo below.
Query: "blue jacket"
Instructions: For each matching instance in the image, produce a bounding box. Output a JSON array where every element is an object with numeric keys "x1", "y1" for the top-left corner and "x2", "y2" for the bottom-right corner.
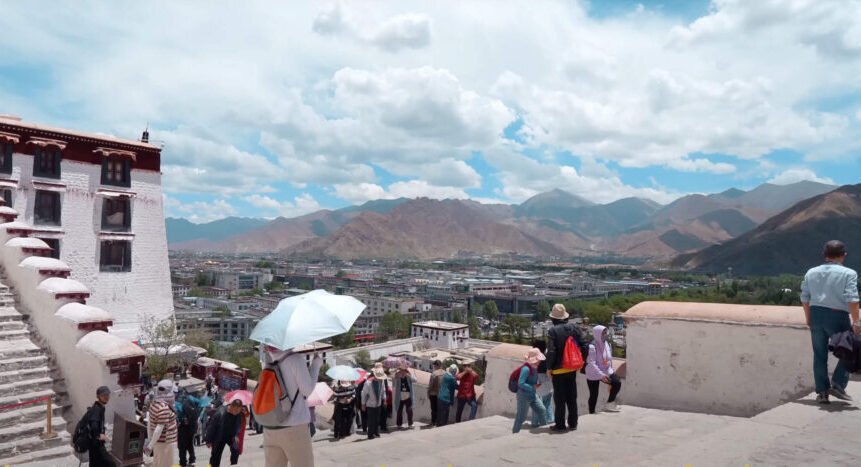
[
  {"x1": 438, "y1": 373, "x2": 457, "y2": 404},
  {"x1": 517, "y1": 366, "x2": 537, "y2": 396}
]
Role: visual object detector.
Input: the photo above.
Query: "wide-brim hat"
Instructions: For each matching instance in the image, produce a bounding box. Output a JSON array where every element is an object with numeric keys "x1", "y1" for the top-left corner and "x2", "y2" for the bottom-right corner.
[
  {"x1": 525, "y1": 347, "x2": 546, "y2": 365},
  {"x1": 550, "y1": 303, "x2": 569, "y2": 320},
  {"x1": 372, "y1": 368, "x2": 387, "y2": 379}
]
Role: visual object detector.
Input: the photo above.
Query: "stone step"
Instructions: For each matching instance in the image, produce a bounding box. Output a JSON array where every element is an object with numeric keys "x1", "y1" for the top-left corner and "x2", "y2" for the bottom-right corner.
[
  {"x1": 0, "y1": 308, "x2": 23, "y2": 322},
  {"x1": 0, "y1": 320, "x2": 24, "y2": 331},
  {"x1": 0, "y1": 338, "x2": 43, "y2": 359},
  {"x1": 0, "y1": 328, "x2": 30, "y2": 341},
  {"x1": 0, "y1": 366, "x2": 49, "y2": 384},
  {"x1": 0, "y1": 376, "x2": 56, "y2": 398},
  {"x1": 0, "y1": 418, "x2": 67, "y2": 445},
  {"x1": 0, "y1": 431, "x2": 71, "y2": 462},
  {"x1": 0, "y1": 355, "x2": 48, "y2": 373},
  {"x1": 0, "y1": 399, "x2": 67, "y2": 429},
  {"x1": 0, "y1": 442, "x2": 74, "y2": 467}
]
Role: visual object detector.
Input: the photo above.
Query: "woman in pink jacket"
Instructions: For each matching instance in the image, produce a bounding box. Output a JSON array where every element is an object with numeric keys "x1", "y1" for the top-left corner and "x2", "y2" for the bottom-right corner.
[{"x1": 586, "y1": 325, "x2": 622, "y2": 413}]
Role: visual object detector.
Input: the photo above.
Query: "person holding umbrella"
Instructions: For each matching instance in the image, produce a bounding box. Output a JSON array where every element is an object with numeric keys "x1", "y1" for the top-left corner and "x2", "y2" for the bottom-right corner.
[{"x1": 249, "y1": 289, "x2": 365, "y2": 466}]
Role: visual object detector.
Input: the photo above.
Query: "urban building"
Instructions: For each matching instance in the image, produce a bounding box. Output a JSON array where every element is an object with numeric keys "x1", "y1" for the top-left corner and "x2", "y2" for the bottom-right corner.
[
  {"x1": 212, "y1": 269, "x2": 269, "y2": 291},
  {"x1": 352, "y1": 294, "x2": 423, "y2": 336},
  {"x1": 411, "y1": 321, "x2": 469, "y2": 349},
  {"x1": 175, "y1": 309, "x2": 258, "y2": 343}
]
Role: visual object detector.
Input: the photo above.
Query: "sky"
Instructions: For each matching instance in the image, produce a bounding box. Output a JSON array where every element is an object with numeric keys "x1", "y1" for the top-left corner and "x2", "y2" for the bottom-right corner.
[{"x1": 2, "y1": 0, "x2": 860, "y2": 223}]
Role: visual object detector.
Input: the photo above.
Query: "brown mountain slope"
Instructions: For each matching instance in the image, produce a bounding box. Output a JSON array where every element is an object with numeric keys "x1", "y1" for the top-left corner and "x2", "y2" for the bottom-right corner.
[
  {"x1": 284, "y1": 198, "x2": 567, "y2": 260},
  {"x1": 674, "y1": 184, "x2": 859, "y2": 275}
]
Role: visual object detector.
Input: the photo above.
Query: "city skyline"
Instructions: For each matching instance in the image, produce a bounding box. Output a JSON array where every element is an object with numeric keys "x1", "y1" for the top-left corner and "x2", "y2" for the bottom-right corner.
[{"x1": 2, "y1": 0, "x2": 859, "y2": 222}]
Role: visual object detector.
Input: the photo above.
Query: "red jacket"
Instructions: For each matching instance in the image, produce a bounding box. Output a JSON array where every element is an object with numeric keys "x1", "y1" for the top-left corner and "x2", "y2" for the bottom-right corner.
[{"x1": 456, "y1": 370, "x2": 478, "y2": 399}]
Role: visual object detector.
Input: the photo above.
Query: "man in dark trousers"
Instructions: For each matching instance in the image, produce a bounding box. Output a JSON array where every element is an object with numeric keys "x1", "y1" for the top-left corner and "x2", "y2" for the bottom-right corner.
[
  {"x1": 545, "y1": 303, "x2": 586, "y2": 431},
  {"x1": 88, "y1": 386, "x2": 116, "y2": 467},
  {"x1": 801, "y1": 240, "x2": 861, "y2": 404},
  {"x1": 204, "y1": 399, "x2": 243, "y2": 467},
  {"x1": 175, "y1": 390, "x2": 202, "y2": 467}
]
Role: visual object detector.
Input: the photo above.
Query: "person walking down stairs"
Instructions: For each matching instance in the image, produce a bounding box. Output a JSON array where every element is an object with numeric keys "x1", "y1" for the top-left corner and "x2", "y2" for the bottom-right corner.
[{"x1": 88, "y1": 386, "x2": 117, "y2": 467}]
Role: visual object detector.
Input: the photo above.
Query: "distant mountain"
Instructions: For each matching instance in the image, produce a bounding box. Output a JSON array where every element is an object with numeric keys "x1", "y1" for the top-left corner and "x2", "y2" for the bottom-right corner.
[
  {"x1": 673, "y1": 184, "x2": 861, "y2": 275},
  {"x1": 731, "y1": 181, "x2": 836, "y2": 211},
  {"x1": 285, "y1": 198, "x2": 566, "y2": 260},
  {"x1": 168, "y1": 198, "x2": 410, "y2": 253},
  {"x1": 165, "y1": 217, "x2": 268, "y2": 243},
  {"x1": 514, "y1": 189, "x2": 594, "y2": 218}
]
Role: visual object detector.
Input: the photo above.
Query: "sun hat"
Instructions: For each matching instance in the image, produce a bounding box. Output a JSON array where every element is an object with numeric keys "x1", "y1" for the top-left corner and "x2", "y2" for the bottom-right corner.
[
  {"x1": 525, "y1": 347, "x2": 546, "y2": 365},
  {"x1": 550, "y1": 303, "x2": 569, "y2": 320},
  {"x1": 372, "y1": 366, "x2": 387, "y2": 379},
  {"x1": 447, "y1": 364, "x2": 458, "y2": 375}
]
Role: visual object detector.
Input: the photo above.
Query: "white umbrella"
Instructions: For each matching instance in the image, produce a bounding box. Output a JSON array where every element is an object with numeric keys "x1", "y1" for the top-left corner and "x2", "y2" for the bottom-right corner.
[{"x1": 249, "y1": 289, "x2": 365, "y2": 351}]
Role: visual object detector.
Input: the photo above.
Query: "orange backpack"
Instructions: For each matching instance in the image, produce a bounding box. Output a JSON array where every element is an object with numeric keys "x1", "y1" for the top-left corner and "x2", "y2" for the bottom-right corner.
[
  {"x1": 252, "y1": 359, "x2": 299, "y2": 426},
  {"x1": 561, "y1": 335, "x2": 585, "y2": 371}
]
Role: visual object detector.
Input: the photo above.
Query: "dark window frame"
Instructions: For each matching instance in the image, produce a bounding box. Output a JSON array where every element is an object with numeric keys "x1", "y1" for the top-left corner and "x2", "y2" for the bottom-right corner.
[
  {"x1": 101, "y1": 196, "x2": 132, "y2": 232},
  {"x1": 38, "y1": 238, "x2": 61, "y2": 259},
  {"x1": 1, "y1": 188, "x2": 12, "y2": 208},
  {"x1": 34, "y1": 190, "x2": 61, "y2": 226},
  {"x1": 99, "y1": 240, "x2": 132, "y2": 272},
  {"x1": 33, "y1": 148, "x2": 62, "y2": 179},
  {"x1": 0, "y1": 142, "x2": 12, "y2": 174},
  {"x1": 100, "y1": 157, "x2": 131, "y2": 187}
]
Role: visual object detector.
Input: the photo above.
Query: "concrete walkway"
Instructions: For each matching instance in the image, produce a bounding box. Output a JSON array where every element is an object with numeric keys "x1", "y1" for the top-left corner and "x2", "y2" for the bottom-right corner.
[{"x1": 29, "y1": 382, "x2": 861, "y2": 466}]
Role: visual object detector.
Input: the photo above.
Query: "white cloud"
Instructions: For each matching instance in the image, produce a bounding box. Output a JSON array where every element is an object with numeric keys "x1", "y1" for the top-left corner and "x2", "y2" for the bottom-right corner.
[
  {"x1": 768, "y1": 168, "x2": 835, "y2": 185},
  {"x1": 333, "y1": 180, "x2": 468, "y2": 205},
  {"x1": 312, "y1": 3, "x2": 431, "y2": 52},
  {"x1": 176, "y1": 199, "x2": 239, "y2": 224},
  {"x1": 242, "y1": 193, "x2": 322, "y2": 218}
]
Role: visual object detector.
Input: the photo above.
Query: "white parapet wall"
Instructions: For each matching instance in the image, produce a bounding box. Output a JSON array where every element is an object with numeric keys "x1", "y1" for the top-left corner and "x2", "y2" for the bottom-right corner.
[
  {"x1": 624, "y1": 301, "x2": 813, "y2": 417},
  {"x1": 1, "y1": 218, "x2": 145, "y2": 423}
]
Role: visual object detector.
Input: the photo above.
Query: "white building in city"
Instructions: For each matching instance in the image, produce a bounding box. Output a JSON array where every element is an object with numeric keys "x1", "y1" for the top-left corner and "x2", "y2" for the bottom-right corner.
[
  {"x1": 411, "y1": 320, "x2": 469, "y2": 349},
  {"x1": 352, "y1": 294, "x2": 423, "y2": 336},
  {"x1": 0, "y1": 115, "x2": 173, "y2": 339}
]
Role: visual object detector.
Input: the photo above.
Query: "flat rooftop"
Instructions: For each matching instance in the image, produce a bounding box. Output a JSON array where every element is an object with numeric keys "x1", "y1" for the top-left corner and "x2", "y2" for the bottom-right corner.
[{"x1": 412, "y1": 320, "x2": 468, "y2": 330}]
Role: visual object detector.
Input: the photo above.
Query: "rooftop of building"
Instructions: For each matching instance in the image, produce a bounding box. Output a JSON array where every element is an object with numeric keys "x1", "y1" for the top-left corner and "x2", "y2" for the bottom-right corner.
[
  {"x1": 412, "y1": 320, "x2": 467, "y2": 330},
  {"x1": 0, "y1": 114, "x2": 159, "y2": 151}
]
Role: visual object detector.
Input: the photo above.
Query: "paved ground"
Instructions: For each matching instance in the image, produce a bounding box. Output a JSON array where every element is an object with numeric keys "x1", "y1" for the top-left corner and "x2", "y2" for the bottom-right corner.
[{"x1": 25, "y1": 379, "x2": 861, "y2": 466}]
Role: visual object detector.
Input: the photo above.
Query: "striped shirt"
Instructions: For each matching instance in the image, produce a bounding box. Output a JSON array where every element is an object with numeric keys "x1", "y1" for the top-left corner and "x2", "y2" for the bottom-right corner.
[
  {"x1": 333, "y1": 384, "x2": 355, "y2": 402},
  {"x1": 148, "y1": 400, "x2": 178, "y2": 443}
]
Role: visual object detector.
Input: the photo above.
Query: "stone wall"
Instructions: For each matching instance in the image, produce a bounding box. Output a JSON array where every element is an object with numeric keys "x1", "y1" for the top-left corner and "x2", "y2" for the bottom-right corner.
[{"x1": 624, "y1": 301, "x2": 812, "y2": 416}]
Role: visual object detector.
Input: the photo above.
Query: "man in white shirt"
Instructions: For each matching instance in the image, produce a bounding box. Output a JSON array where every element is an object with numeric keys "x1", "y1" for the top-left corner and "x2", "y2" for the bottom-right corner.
[
  {"x1": 261, "y1": 346, "x2": 322, "y2": 467},
  {"x1": 801, "y1": 240, "x2": 861, "y2": 404}
]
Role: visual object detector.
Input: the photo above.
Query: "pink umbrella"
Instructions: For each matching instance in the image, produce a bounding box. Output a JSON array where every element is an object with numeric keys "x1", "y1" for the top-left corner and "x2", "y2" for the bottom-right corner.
[
  {"x1": 224, "y1": 389, "x2": 253, "y2": 406},
  {"x1": 307, "y1": 382, "x2": 334, "y2": 407}
]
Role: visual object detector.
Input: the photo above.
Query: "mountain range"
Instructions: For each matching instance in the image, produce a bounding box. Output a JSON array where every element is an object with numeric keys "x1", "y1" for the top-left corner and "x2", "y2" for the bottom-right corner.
[
  {"x1": 167, "y1": 181, "x2": 838, "y2": 262},
  {"x1": 672, "y1": 183, "x2": 861, "y2": 275}
]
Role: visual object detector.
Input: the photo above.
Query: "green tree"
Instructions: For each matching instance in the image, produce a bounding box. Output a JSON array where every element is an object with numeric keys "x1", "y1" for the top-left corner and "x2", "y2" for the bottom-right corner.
[
  {"x1": 584, "y1": 303, "x2": 614, "y2": 325},
  {"x1": 350, "y1": 350, "x2": 374, "y2": 370},
  {"x1": 187, "y1": 287, "x2": 204, "y2": 297},
  {"x1": 534, "y1": 300, "x2": 551, "y2": 322},
  {"x1": 468, "y1": 316, "x2": 481, "y2": 338},
  {"x1": 318, "y1": 363, "x2": 333, "y2": 383},
  {"x1": 378, "y1": 313, "x2": 411, "y2": 341},
  {"x1": 482, "y1": 300, "x2": 499, "y2": 322},
  {"x1": 264, "y1": 281, "x2": 285, "y2": 292},
  {"x1": 195, "y1": 272, "x2": 209, "y2": 286},
  {"x1": 236, "y1": 356, "x2": 262, "y2": 380},
  {"x1": 500, "y1": 315, "x2": 531, "y2": 343},
  {"x1": 469, "y1": 301, "x2": 482, "y2": 318},
  {"x1": 450, "y1": 310, "x2": 464, "y2": 324},
  {"x1": 255, "y1": 260, "x2": 274, "y2": 268},
  {"x1": 330, "y1": 327, "x2": 356, "y2": 349}
]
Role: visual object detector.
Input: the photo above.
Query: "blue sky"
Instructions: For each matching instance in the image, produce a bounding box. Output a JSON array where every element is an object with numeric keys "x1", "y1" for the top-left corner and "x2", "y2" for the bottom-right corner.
[{"x1": 1, "y1": 0, "x2": 859, "y2": 222}]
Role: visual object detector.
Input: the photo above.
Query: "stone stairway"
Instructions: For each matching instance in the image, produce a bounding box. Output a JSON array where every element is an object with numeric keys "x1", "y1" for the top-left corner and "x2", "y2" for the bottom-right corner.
[{"x1": 0, "y1": 280, "x2": 73, "y2": 465}]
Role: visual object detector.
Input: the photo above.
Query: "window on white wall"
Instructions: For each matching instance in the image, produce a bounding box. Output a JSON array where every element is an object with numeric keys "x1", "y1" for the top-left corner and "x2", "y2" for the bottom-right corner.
[
  {"x1": 101, "y1": 158, "x2": 131, "y2": 187},
  {"x1": 33, "y1": 148, "x2": 62, "y2": 179},
  {"x1": 100, "y1": 240, "x2": 131, "y2": 272},
  {"x1": 1, "y1": 188, "x2": 12, "y2": 207},
  {"x1": 0, "y1": 142, "x2": 12, "y2": 174},
  {"x1": 38, "y1": 238, "x2": 60, "y2": 259},
  {"x1": 34, "y1": 190, "x2": 61, "y2": 226},
  {"x1": 101, "y1": 197, "x2": 131, "y2": 232}
]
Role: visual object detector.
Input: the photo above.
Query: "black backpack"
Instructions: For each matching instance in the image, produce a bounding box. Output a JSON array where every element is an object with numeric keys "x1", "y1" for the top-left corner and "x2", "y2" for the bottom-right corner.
[
  {"x1": 180, "y1": 397, "x2": 200, "y2": 428},
  {"x1": 72, "y1": 405, "x2": 95, "y2": 453}
]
